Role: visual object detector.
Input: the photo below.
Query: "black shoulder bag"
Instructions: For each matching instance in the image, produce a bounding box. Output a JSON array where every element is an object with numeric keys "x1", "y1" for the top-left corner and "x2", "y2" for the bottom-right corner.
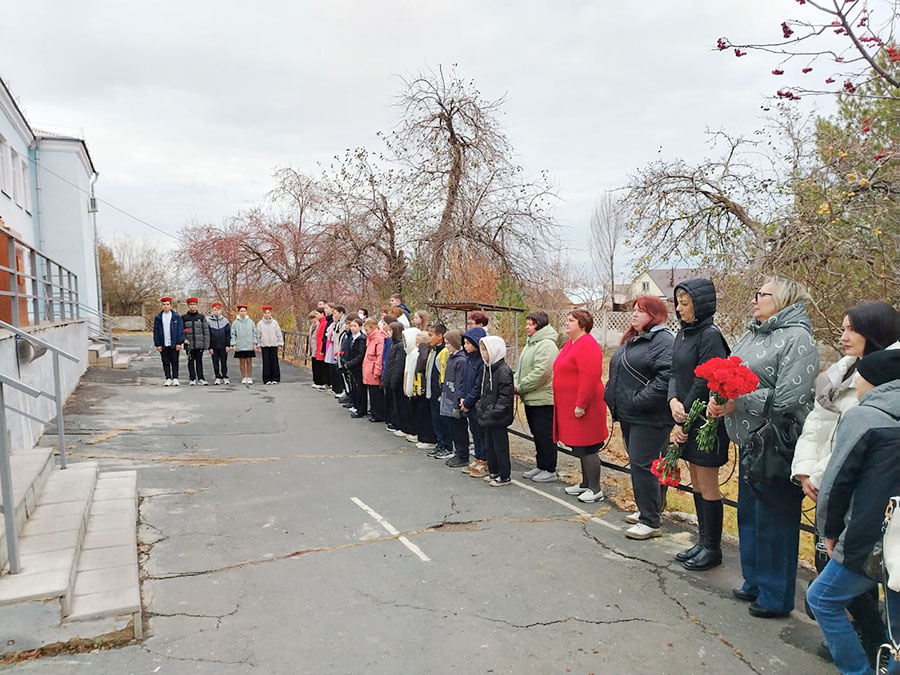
[{"x1": 740, "y1": 391, "x2": 803, "y2": 484}]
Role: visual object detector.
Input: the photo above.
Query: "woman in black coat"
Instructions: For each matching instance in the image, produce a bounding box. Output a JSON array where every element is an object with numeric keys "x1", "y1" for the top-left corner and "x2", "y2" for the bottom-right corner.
[
  {"x1": 385, "y1": 322, "x2": 411, "y2": 436},
  {"x1": 605, "y1": 295, "x2": 674, "y2": 540},
  {"x1": 667, "y1": 279, "x2": 731, "y2": 571}
]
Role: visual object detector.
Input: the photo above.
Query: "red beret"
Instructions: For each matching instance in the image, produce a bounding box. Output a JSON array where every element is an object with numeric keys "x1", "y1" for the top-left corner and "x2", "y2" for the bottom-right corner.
[
  {"x1": 160, "y1": 296, "x2": 172, "y2": 303},
  {"x1": 211, "y1": 301, "x2": 223, "y2": 308},
  {"x1": 261, "y1": 305, "x2": 273, "y2": 311},
  {"x1": 186, "y1": 297, "x2": 199, "y2": 304},
  {"x1": 236, "y1": 304, "x2": 248, "y2": 310}
]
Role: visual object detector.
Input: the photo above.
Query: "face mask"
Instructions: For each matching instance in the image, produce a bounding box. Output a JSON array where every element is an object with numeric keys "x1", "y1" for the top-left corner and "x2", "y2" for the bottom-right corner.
[{"x1": 358, "y1": 312, "x2": 366, "y2": 320}]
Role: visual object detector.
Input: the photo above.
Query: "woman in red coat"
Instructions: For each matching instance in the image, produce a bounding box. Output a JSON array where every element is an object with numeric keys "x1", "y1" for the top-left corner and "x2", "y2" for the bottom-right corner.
[
  {"x1": 553, "y1": 309, "x2": 609, "y2": 503},
  {"x1": 362, "y1": 318, "x2": 387, "y2": 422}
]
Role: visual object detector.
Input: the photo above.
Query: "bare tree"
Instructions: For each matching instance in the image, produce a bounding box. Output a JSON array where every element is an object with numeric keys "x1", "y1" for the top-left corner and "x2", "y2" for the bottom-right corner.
[
  {"x1": 100, "y1": 238, "x2": 176, "y2": 315},
  {"x1": 589, "y1": 192, "x2": 628, "y2": 308}
]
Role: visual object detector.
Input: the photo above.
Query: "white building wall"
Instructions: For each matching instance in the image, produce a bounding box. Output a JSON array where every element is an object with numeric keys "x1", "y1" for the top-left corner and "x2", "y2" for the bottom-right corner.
[{"x1": 0, "y1": 90, "x2": 34, "y2": 246}]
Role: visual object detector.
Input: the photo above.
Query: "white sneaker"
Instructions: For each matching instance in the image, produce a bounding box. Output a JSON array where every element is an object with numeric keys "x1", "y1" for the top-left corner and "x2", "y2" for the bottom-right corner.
[
  {"x1": 246, "y1": 378, "x2": 252, "y2": 384},
  {"x1": 189, "y1": 380, "x2": 197, "y2": 386},
  {"x1": 564, "y1": 484, "x2": 589, "y2": 496},
  {"x1": 164, "y1": 379, "x2": 172, "y2": 387},
  {"x1": 532, "y1": 470, "x2": 557, "y2": 483},
  {"x1": 223, "y1": 378, "x2": 230, "y2": 385},
  {"x1": 625, "y1": 512, "x2": 641, "y2": 525},
  {"x1": 416, "y1": 442, "x2": 436, "y2": 450},
  {"x1": 405, "y1": 434, "x2": 418, "y2": 443},
  {"x1": 213, "y1": 378, "x2": 221, "y2": 385},
  {"x1": 199, "y1": 379, "x2": 208, "y2": 386},
  {"x1": 625, "y1": 523, "x2": 661, "y2": 540},
  {"x1": 523, "y1": 467, "x2": 541, "y2": 479},
  {"x1": 393, "y1": 430, "x2": 407, "y2": 437},
  {"x1": 172, "y1": 379, "x2": 180, "y2": 386},
  {"x1": 578, "y1": 489, "x2": 605, "y2": 503}
]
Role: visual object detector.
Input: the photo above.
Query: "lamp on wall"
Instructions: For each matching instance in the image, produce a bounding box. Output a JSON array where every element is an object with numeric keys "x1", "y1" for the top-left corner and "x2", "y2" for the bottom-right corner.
[{"x1": 15, "y1": 335, "x2": 47, "y2": 363}]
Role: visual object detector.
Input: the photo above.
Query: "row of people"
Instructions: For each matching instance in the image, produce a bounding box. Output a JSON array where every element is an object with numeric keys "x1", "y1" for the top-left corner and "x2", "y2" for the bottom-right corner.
[{"x1": 152, "y1": 298, "x2": 285, "y2": 386}]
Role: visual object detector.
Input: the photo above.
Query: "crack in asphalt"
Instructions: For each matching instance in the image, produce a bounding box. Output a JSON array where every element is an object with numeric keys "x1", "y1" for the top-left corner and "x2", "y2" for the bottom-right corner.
[
  {"x1": 140, "y1": 646, "x2": 257, "y2": 669},
  {"x1": 579, "y1": 522, "x2": 763, "y2": 675}
]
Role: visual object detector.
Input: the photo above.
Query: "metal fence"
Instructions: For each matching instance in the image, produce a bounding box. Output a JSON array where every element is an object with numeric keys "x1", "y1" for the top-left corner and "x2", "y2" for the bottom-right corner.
[
  {"x1": 0, "y1": 230, "x2": 79, "y2": 327},
  {"x1": 282, "y1": 330, "x2": 310, "y2": 365}
]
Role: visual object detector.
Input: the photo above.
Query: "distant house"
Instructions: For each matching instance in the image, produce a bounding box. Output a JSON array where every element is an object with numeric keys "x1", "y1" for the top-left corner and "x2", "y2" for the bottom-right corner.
[{"x1": 631, "y1": 268, "x2": 714, "y2": 304}]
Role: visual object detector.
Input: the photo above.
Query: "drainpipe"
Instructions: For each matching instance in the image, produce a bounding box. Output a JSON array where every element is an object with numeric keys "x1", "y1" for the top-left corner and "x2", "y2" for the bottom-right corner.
[
  {"x1": 89, "y1": 172, "x2": 101, "y2": 322},
  {"x1": 31, "y1": 138, "x2": 43, "y2": 250}
]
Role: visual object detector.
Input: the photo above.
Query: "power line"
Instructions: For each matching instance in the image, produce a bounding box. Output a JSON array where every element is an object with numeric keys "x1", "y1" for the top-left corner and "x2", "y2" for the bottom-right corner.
[{"x1": 28, "y1": 155, "x2": 179, "y2": 240}]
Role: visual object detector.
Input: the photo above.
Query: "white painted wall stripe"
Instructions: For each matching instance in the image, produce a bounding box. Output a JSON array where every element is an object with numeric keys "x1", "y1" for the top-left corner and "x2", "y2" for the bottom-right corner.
[
  {"x1": 510, "y1": 479, "x2": 622, "y2": 531},
  {"x1": 351, "y1": 497, "x2": 431, "y2": 562}
]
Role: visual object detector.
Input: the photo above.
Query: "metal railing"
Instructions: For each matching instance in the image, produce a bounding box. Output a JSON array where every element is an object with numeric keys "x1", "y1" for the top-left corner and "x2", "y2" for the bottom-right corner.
[
  {"x1": 282, "y1": 331, "x2": 310, "y2": 365},
  {"x1": 0, "y1": 230, "x2": 79, "y2": 327},
  {"x1": 0, "y1": 319, "x2": 80, "y2": 574},
  {"x1": 77, "y1": 303, "x2": 117, "y2": 349}
]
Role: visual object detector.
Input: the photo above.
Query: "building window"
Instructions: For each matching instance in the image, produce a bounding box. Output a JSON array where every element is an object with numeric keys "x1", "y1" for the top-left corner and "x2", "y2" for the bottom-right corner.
[
  {"x1": 21, "y1": 158, "x2": 31, "y2": 213},
  {"x1": 641, "y1": 281, "x2": 650, "y2": 292},
  {"x1": 10, "y1": 150, "x2": 20, "y2": 205},
  {"x1": 0, "y1": 134, "x2": 9, "y2": 196}
]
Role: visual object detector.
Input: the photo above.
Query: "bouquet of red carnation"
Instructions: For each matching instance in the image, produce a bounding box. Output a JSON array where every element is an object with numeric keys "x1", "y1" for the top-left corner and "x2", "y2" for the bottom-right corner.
[
  {"x1": 693, "y1": 356, "x2": 759, "y2": 452},
  {"x1": 651, "y1": 398, "x2": 706, "y2": 487}
]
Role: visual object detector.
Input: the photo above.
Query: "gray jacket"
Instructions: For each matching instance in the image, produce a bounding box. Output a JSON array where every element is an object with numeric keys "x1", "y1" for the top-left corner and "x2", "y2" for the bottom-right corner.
[{"x1": 724, "y1": 301, "x2": 819, "y2": 446}]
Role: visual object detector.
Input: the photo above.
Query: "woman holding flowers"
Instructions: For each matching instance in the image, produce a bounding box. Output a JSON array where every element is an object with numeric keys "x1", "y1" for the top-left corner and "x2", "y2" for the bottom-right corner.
[
  {"x1": 605, "y1": 296, "x2": 674, "y2": 540},
  {"x1": 708, "y1": 277, "x2": 818, "y2": 619},
  {"x1": 668, "y1": 279, "x2": 731, "y2": 571}
]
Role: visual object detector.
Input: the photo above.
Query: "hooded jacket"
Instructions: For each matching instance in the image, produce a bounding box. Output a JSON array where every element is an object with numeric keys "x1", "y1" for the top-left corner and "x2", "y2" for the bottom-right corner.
[
  {"x1": 792, "y1": 342, "x2": 900, "y2": 488},
  {"x1": 605, "y1": 324, "x2": 675, "y2": 428},
  {"x1": 181, "y1": 311, "x2": 211, "y2": 351},
  {"x1": 386, "y1": 337, "x2": 407, "y2": 390},
  {"x1": 816, "y1": 381, "x2": 900, "y2": 575},
  {"x1": 381, "y1": 336, "x2": 393, "y2": 384},
  {"x1": 553, "y1": 333, "x2": 609, "y2": 447},
  {"x1": 724, "y1": 302, "x2": 818, "y2": 447},
  {"x1": 514, "y1": 324, "x2": 559, "y2": 407},
  {"x1": 153, "y1": 310, "x2": 185, "y2": 348},
  {"x1": 440, "y1": 349, "x2": 467, "y2": 417},
  {"x1": 256, "y1": 317, "x2": 284, "y2": 348},
  {"x1": 461, "y1": 327, "x2": 486, "y2": 411},
  {"x1": 362, "y1": 328, "x2": 386, "y2": 386},
  {"x1": 336, "y1": 322, "x2": 352, "y2": 369},
  {"x1": 425, "y1": 340, "x2": 449, "y2": 400},
  {"x1": 344, "y1": 331, "x2": 366, "y2": 373},
  {"x1": 475, "y1": 335, "x2": 515, "y2": 429},
  {"x1": 402, "y1": 328, "x2": 424, "y2": 397},
  {"x1": 230, "y1": 316, "x2": 257, "y2": 352},
  {"x1": 207, "y1": 314, "x2": 231, "y2": 350}
]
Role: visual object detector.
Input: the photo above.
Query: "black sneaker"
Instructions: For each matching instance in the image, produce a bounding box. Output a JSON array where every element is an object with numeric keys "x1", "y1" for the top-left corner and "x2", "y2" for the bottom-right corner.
[
  {"x1": 434, "y1": 448, "x2": 454, "y2": 460},
  {"x1": 386, "y1": 424, "x2": 398, "y2": 432},
  {"x1": 426, "y1": 446, "x2": 441, "y2": 457},
  {"x1": 445, "y1": 456, "x2": 469, "y2": 468},
  {"x1": 350, "y1": 412, "x2": 365, "y2": 419}
]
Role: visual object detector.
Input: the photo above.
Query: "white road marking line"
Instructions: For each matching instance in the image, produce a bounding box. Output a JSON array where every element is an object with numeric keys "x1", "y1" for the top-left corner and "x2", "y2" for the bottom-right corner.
[
  {"x1": 351, "y1": 497, "x2": 431, "y2": 562},
  {"x1": 510, "y1": 479, "x2": 622, "y2": 531}
]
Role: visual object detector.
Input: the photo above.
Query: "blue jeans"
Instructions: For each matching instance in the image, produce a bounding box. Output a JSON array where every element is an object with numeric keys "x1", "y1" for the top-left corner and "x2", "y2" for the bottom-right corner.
[
  {"x1": 429, "y1": 397, "x2": 452, "y2": 450},
  {"x1": 807, "y1": 559, "x2": 899, "y2": 675},
  {"x1": 737, "y1": 459, "x2": 804, "y2": 613}
]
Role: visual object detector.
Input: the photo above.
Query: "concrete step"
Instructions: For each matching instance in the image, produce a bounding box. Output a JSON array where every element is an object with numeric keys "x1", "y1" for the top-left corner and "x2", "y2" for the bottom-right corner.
[
  {"x1": 0, "y1": 447, "x2": 55, "y2": 573},
  {"x1": 65, "y1": 471, "x2": 140, "y2": 637},
  {"x1": 112, "y1": 353, "x2": 131, "y2": 369},
  {"x1": 87, "y1": 343, "x2": 103, "y2": 365},
  {"x1": 0, "y1": 463, "x2": 98, "y2": 615},
  {"x1": 94, "y1": 348, "x2": 114, "y2": 367}
]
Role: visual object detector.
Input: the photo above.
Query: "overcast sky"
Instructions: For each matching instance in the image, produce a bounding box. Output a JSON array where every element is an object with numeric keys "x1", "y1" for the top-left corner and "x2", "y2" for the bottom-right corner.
[{"x1": 0, "y1": 1, "x2": 834, "y2": 275}]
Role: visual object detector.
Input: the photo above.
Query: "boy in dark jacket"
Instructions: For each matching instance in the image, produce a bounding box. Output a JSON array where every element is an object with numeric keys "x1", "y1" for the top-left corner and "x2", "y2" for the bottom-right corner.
[
  {"x1": 476, "y1": 335, "x2": 515, "y2": 486},
  {"x1": 343, "y1": 318, "x2": 368, "y2": 418},
  {"x1": 182, "y1": 298, "x2": 211, "y2": 386},
  {"x1": 807, "y1": 350, "x2": 900, "y2": 672},
  {"x1": 153, "y1": 296, "x2": 185, "y2": 386},
  {"x1": 460, "y1": 327, "x2": 487, "y2": 476},
  {"x1": 440, "y1": 330, "x2": 470, "y2": 467},
  {"x1": 426, "y1": 324, "x2": 451, "y2": 458},
  {"x1": 385, "y1": 322, "x2": 409, "y2": 436},
  {"x1": 207, "y1": 301, "x2": 231, "y2": 385}
]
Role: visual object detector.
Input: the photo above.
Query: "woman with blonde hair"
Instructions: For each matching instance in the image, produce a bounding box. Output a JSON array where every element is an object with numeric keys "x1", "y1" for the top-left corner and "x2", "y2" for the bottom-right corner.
[{"x1": 709, "y1": 276, "x2": 818, "y2": 619}]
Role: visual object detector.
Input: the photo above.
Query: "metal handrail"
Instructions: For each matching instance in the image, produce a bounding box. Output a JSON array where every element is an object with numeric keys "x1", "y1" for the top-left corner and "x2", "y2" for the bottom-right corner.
[
  {"x1": 0, "y1": 372, "x2": 42, "y2": 574},
  {"x1": 76, "y1": 303, "x2": 117, "y2": 349}
]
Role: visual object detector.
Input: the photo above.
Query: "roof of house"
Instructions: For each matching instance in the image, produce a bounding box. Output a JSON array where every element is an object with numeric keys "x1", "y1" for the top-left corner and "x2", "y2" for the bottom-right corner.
[
  {"x1": 33, "y1": 129, "x2": 97, "y2": 175},
  {"x1": 645, "y1": 268, "x2": 715, "y2": 300},
  {"x1": 0, "y1": 75, "x2": 35, "y2": 143}
]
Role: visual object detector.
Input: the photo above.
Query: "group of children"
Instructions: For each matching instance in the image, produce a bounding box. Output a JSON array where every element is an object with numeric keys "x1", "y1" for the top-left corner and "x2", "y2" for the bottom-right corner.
[
  {"x1": 152, "y1": 297, "x2": 285, "y2": 386},
  {"x1": 308, "y1": 297, "x2": 517, "y2": 486}
]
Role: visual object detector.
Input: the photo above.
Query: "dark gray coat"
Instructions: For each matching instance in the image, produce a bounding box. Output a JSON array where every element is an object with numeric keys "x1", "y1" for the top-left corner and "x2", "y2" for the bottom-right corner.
[{"x1": 605, "y1": 325, "x2": 675, "y2": 428}]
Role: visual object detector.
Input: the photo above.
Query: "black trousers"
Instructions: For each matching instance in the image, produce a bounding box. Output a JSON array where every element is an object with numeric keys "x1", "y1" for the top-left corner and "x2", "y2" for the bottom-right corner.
[
  {"x1": 160, "y1": 346, "x2": 180, "y2": 379},
  {"x1": 350, "y1": 369, "x2": 367, "y2": 415},
  {"x1": 620, "y1": 421, "x2": 672, "y2": 529},
  {"x1": 413, "y1": 397, "x2": 436, "y2": 443},
  {"x1": 187, "y1": 348, "x2": 206, "y2": 381},
  {"x1": 330, "y1": 363, "x2": 344, "y2": 394},
  {"x1": 383, "y1": 384, "x2": 393, "y2": 425},
  {"x1": 367, "y1": 384, "x2": 386, "y2": 421},
  {"x1": 312, "y1": 359, "x2": 327, "y2": 385},
  {"x1": 483, "y1": 426, "x2": 510, "y2": 480},
  {"x1": 450, "y1": 416, "x2": 470, "y2": 460},
  {"x1": 261, "y1": 347, "x2": 281, "y2": 382},
  {"x1": 391, "y1": 386, "x2": 414, "y2": 434},
  {"x1": 524, "y1": 404, "x2": 557, "y2": 472},
  {"x1": 211, "y1": 348, "x2": 228, "y2": 378}
]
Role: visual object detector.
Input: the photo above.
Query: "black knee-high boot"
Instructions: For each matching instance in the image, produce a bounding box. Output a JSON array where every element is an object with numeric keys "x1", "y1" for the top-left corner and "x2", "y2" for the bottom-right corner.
[
  {"x1": 676, "y1": 492, "x2": 706, "y2": 562},
  {"x1": 684, "y1": 498, "x2": 723, "y2": 571}
]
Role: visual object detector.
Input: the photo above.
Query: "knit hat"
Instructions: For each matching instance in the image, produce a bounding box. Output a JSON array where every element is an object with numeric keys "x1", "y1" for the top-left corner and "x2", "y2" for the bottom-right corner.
[
  {"x1": 856, "y1": 349, "x2": 900, "y2": 387},
  {"x1": 445, "y1": 330, "x2": 462, "y2": 351}
]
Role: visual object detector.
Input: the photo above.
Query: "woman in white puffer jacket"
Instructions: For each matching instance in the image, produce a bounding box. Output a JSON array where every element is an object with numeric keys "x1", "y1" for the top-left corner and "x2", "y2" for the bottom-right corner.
[{"x1": 791, "y1": 300, "x2": 898, "y2": 663}]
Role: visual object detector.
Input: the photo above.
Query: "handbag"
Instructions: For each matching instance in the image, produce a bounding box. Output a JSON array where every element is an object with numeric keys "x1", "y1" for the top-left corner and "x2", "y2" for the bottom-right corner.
[{"x1": 740, "y1": 392, "x2": 803, "y2": 484}]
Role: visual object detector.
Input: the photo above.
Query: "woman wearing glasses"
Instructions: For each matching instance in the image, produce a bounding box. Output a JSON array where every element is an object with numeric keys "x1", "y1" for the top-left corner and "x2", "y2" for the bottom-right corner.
[{"x1": 708, "y1": 277, "x2": 818, "y2": 619}]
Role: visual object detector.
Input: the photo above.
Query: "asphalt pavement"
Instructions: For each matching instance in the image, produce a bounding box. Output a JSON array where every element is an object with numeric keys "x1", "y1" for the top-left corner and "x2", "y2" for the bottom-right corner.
[{"x1": 0, "y1": 336, "x2": 828, "y2": 674}]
